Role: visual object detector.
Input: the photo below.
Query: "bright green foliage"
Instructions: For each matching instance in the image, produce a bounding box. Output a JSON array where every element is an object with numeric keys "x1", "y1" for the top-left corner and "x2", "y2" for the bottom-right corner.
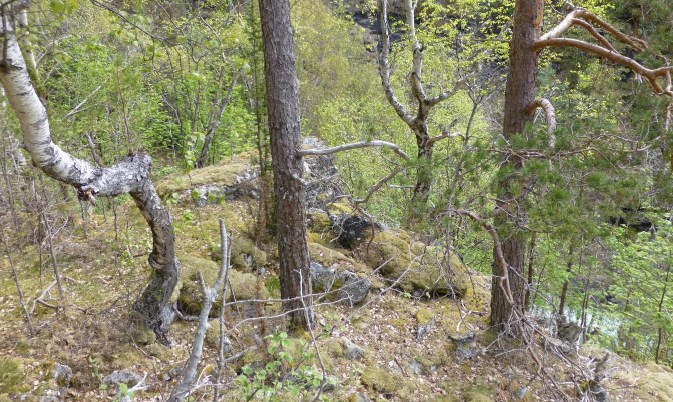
[{"x1": 236, "y1": 332, "x2": 332, "y2": 401}]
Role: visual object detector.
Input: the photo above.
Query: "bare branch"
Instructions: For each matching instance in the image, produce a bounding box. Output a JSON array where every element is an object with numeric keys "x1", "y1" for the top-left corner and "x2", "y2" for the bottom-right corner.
[
  {"x1": 541, "y1": 9, "x2": 647, "y2": 51},
  {"x1": 527, "y1": 98, "x2": 557, "y2": 147},
  {"x1": 169, "y1": 221, "x2": 231, "y2": 402},
  {"x1": 85, "y1": 133, "x2": 105, "y2": 167},
  {"x1": 63, "y1": 85, "x2": 103, "y2": 119},
  {"x1": 535, "y1": 38, "x2": 673, "y2": 95},
  {"x1": 355, "y1": 166, "x2": 406, "y2": 206},
  {"x1": 378, "y1": 0, "x2": 413, "y2": 124},
  {"x1": 428, "y1": 118, "x2": 460, "y2": 147},
  {"x1": 298, "y1": 140, "x2": 410, "y2": 162}
]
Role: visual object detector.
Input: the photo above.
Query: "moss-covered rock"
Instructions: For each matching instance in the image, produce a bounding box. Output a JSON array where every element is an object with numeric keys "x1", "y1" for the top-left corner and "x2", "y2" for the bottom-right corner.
[
  {"x1": 360, "y1": 366, "x2": 399, "y2": 394},
  {"x1": 211, "y1": 237, "x2": 267, "y2": 271},
  {"x1": 354, "y1": 230, "x2": 471, "y2": 297},
  {"x1": 176, "y1": 254, "x2": 270, "y2": 316},
  {"x1": 155, "y1": 153, "x2": 255, "y2": 196}
]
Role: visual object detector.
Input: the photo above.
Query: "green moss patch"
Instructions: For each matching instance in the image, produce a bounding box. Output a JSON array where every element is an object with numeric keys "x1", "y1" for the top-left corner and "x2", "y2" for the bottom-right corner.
[
  {"x1": 0, "y1": 358, "x2": 27, "y2": 394},
  {"x1": 176, "y1": 254, "x2": 270, "y2": 316},
  {"x1": 360, "y1": 366, "x2": 399, "y2": 394},
  {"x1": 155, "y1": 153, "x2": 255, "y2": 196},
  {"x1": 354, "y1": 230, "x2": 472, "y2": 297}
]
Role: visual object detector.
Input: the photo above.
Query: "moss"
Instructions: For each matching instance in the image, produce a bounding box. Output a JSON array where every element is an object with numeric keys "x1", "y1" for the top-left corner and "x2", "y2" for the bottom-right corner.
[
  {"x1": 355, "y1": 230, "x2": 471, "y2": 296},
  {"x1": 633, "y1": 364, "x2": 673, "y2": 401},
  {"x1": 463, "y1": 385, "x2": 496, "y2": 402},
  {"x1": 307, "y1": 209, "x2": 334, "y2": 233},
  {"x1": 360, "y1": 367, "x2": 399, "y2": 393},
  {"x1": 155, "y1": 153, "x2": 255, "y2": 196},
  {"x1": 416, "y1": 307, "x2": 435, "y2": 325},
  {"x1": 326, "y1": 200, "x2": 355, "y2": 217},
  {"x1": 307, "y1": 231, "x2": 332, "y2": 247},
  {"x1": 176, "y1": 254, "x2": 270, "y2": 316},
  {"x1": 0, "y1": 358, "x2": 26, "y2": 394},
  {"x1": 131, "y1": 326, "x2": 157, "y2": 346},
  {"x1": 143, "y1": 344, "x2": 166, "y2": 359},
  {"x1": 205, "y1": 320, "x2": 221, "y2": 348}
]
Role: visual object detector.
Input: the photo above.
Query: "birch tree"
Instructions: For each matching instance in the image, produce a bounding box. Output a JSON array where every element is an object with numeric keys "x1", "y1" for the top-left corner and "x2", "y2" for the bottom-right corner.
[
  {"x1": 378, "y1": 0, "x2": 460, "y2": 220},
  {"x1": 0, "y1": 1, "x2": 179, "y2": 342}
]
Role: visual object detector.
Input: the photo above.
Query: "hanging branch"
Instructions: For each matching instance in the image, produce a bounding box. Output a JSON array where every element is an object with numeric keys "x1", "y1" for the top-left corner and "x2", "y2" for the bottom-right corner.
[
  {"x1": 297, "y1": 140, "x2": 410, "y2": 163},
  {"x1": 527, "y1": 98, "x2": 557, "y2": 147}
]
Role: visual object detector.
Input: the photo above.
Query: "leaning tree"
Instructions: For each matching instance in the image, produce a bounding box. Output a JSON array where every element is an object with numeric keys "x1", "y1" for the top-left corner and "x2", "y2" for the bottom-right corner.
[
  {"x1": 0, "y1": 1, "x2": 179, "y2": 342},
  {"x1": 491, "y1": 0, "x2": 672, "y2": 331}
]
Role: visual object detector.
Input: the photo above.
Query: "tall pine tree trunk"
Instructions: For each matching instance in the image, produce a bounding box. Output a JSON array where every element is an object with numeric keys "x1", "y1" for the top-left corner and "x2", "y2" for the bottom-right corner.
[
  {"x1": 490, "y1": 0, "x2": 543, "y2": 330},
  {"x1": 258, "y1": 0, "x2": 313, "y2": 330}
]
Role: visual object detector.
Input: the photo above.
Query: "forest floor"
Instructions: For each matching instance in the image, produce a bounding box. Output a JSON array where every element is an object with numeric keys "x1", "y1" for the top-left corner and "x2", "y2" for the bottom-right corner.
[{"x1": 2, "y1": 157, "x2": 673, "y2": 401}]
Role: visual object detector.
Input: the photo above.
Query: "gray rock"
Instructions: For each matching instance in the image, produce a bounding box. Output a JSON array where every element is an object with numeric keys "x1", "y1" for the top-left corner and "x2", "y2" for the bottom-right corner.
[
  {"x1": 352, "y1": 391, "x2": 371, "y2": 402},
  {"x1": 449, "y1": 333, "x2": 479, "y2": 360},
  {"x1": 53, "y1": 363, "x2": 72, "y2": 387},
  {"x1": 409, "y1": 361, "x2": 423, "y2": 375},
  {"x1": 310, "y1": 262, "x2": 371, "y2": 306},
  {"x1": 544, "y1": 337, "x2": 575, "y2": 356},
  {"x1": 416, "y1": 316, "x2": 436, "y2": 341},
  {"x1": 103, "y1": 369, "x2": 143, "y2": 387},
  {"x1": 335, "y1": 270, "x2": 371, "y2": 306},
  {"x1": 343, "y1": 338, "x2": 366, "y2": 360},
  {"x1": 557, "y1": 316, "x2": 582, "y2": 345},
  {"x1": 301, "y1": 137, "x2": 344, "y2": 210}
]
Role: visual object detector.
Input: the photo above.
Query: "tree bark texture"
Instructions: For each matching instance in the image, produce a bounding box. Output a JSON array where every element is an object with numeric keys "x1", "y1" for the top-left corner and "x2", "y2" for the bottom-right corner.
[
  {"x1": 0, "y1": 12, "x2": 178, "y2": 341},
  {"x1": 490, "y1": 0, "x2": 543, "y2": 330},
  {"x1": 258, "y1": 0, "x2": 313, "y2": 329}
]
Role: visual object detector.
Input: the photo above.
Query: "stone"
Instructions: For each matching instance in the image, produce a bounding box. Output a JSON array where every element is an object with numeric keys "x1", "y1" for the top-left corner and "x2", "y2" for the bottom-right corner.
[
  {"x1": 355, "y1": 230, "x2": 472, "y2": 298},
  {"x1": 103, "y1": 369, "x2": 143, "y2": 387},
  {"x1": 416, "y1": 308, "x2": 436, "y2": 341},
  {"x1": 342, "y1": 338, "x2": 365, "y2": 360},
  {"x1": 448, "y1": 333, "x2": 479, "y2": 360},
  {"x1": 544, "y1": 337, "x2": 575, "y2": 356},
  {"x1": 176, "y1": 254, "x2": 270, "y2": 316},
  {"x1": 310, "y1": 262, "x2": 371, "y2": 306},
  {"x1": 53, "y1": 363, "x2": 72, "y2": 388}
]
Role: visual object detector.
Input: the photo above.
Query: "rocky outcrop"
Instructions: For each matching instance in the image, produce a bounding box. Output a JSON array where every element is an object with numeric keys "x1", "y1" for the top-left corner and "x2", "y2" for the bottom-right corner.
[{"x1": 156, "y1": 137, "x2": 343, "y2": 208}]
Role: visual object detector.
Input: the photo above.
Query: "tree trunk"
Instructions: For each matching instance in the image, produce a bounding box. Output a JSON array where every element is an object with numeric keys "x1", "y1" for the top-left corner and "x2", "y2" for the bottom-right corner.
[
  {"x1": 655, "y1": 263, "x2": 671, "y2": 363},
  {"x1": 0, "y1": 13, "x2": 178, "y2": 342},
  {"x1": 490, "y1": 0, "x2": 543, "y2": 330},
  {"x1": 410, "y1": 124, "x2": 433, "y2": 221},
  {"x1": 258, "y1": 0, "x2": 313, "y2": 330}
]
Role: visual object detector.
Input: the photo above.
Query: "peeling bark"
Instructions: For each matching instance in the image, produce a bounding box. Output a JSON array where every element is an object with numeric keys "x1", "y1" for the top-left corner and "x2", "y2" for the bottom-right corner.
[{"x1": 0, "y1": 10, "x2": 178, "y2": 342}]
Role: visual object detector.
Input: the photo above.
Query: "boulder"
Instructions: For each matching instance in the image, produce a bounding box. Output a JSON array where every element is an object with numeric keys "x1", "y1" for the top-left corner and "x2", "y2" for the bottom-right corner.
[
  {"x1": 354, "y1": 229, "x2": 471, "y2": 297},
  {"x1": 103, "y1": 369, "x2": 143, "y2": 387}
]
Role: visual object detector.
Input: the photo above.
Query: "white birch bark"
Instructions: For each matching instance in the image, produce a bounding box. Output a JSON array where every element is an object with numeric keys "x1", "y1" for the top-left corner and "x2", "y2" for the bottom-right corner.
[{"x1": 0, "y1": 7, "x2": 179, "y2": 341}]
